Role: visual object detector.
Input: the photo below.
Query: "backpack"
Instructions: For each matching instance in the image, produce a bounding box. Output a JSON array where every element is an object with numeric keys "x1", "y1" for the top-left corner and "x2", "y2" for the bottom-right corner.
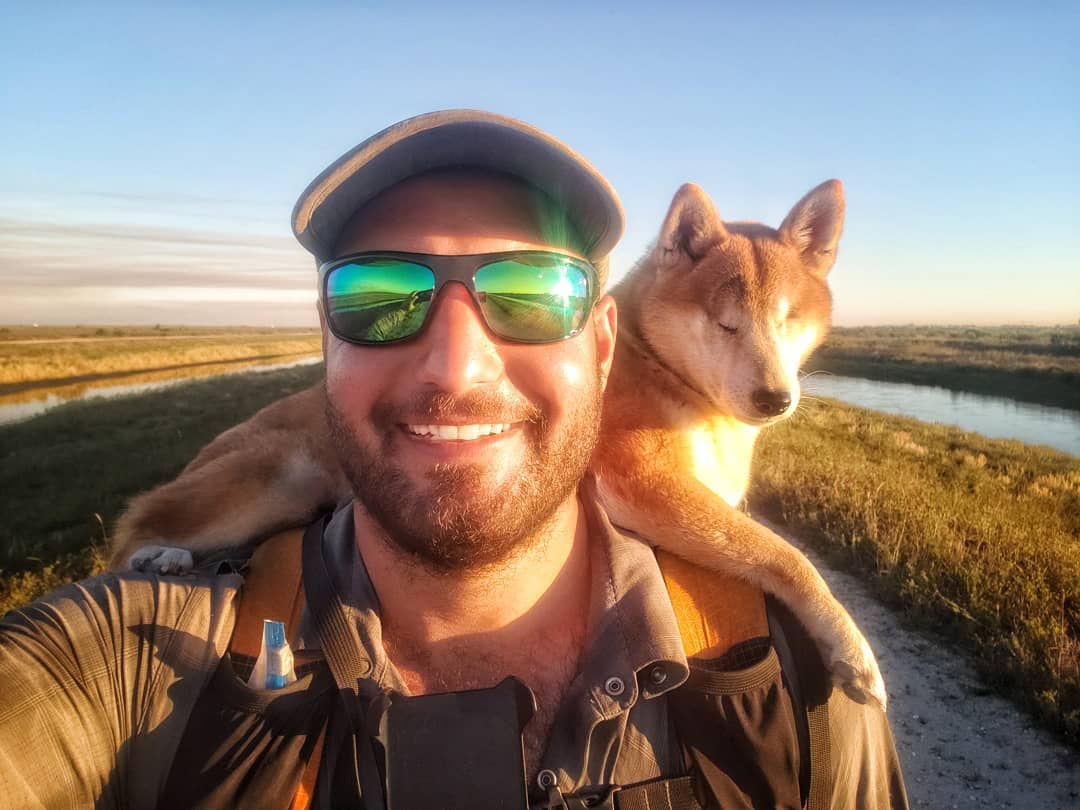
[{"x1": 230, "y1": 524, "x2": 834, "y2": 810}]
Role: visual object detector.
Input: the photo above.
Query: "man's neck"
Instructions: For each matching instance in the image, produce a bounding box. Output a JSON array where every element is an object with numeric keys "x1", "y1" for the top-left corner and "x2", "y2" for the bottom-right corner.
[
  {"x1": 352, "y1": 494, "x2": 594, "y2": 777},
  {"x1": 352, "y1": 496, "x2": 591, "y2": 673}
]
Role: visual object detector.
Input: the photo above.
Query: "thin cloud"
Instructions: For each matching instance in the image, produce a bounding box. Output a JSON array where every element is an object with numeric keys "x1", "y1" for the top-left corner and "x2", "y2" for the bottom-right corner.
[
  {"x1": 76, "y1": 189, "x2": 271, "y2": 208},
  {"x1": 0, "y1": 215, "x2": 319, "y2": 325},
  {"x1": 107, "y1": 286, "x2": 316, "y2": 304},
  {"x1": 0, "y1": 217, "x2": 300, "y2": 252}
]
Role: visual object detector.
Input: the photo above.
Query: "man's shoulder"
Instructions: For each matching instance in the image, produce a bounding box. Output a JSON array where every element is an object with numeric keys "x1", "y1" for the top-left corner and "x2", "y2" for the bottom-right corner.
[{"x1": 3, "y1": 569, "x2": 243, "y2": 644}]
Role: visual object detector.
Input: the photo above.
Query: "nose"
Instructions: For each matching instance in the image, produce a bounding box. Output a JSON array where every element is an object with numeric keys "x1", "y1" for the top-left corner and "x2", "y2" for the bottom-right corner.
[
  {"x1": 752, "y1": 388, "x2": 792, "y2": 417},
  {"x1": 414, "y1": 282, "x2": 504, "y2": 393}
]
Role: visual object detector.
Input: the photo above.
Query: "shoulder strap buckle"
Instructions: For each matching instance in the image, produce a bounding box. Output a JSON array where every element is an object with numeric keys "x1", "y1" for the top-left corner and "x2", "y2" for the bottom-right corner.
[
  {"x1": 533, "y1": 785, "x2": 619, "y2": 810},
  {"x1": 533, "y1": 779, "x2": 700, "y2": 810}
]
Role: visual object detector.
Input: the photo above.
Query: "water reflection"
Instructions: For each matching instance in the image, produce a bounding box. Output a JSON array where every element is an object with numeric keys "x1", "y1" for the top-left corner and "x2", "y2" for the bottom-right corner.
[
  {"x1": 803, "y1": 375, "x2": 1079, "y2": 456},
  {"x1": 0, "y1": 355, "x2": 322, "y2": 426}
]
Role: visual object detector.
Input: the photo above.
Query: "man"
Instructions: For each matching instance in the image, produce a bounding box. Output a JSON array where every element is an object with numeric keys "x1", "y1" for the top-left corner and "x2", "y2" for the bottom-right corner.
[{"x1": 0, "y1": 110, "x2": 907, "y2": 808}]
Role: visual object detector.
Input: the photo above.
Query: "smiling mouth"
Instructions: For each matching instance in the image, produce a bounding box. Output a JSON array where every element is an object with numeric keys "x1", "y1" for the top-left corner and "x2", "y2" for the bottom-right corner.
[{"x1": 405, "y1": 423, "x2": 515, "y2": 441}]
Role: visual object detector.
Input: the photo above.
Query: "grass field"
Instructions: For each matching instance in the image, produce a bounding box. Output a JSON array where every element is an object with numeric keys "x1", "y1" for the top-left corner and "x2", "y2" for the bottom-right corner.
[
  {"x1": 0, "y1": 325, "x2": 321, "y2": 390},
  {"x1": 750, "y1": 398, "x2": 1079, "y2": 744},
  {"x1": 0, "y1": 363, "x2": 325, "y2": 609},
  {"x1": 809, "y1": 325, "x2": 1080, "y2": 410}
]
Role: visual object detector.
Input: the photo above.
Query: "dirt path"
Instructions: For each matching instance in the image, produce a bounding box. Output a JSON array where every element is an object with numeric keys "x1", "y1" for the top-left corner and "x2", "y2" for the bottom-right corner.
[{"x1": 770, "y1": 522, "x2": 1080, "y2": 808}]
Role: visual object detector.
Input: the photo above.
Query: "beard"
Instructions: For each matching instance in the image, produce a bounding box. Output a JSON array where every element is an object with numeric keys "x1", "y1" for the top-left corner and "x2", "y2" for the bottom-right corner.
[{"x1": 324, "y1": 372, "x2": 603, "y2": 573}]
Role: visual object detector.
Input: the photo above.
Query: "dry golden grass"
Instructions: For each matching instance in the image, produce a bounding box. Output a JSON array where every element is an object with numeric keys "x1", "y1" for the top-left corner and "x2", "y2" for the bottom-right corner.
[{"x1": 0, "y1": 325, "x2": 320, "y2": 387}]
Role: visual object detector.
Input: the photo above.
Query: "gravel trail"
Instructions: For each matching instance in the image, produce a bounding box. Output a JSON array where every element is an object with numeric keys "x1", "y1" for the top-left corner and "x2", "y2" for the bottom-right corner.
[{"x1": 770, "y1": 522, "x2": 1080, "y2": 809}]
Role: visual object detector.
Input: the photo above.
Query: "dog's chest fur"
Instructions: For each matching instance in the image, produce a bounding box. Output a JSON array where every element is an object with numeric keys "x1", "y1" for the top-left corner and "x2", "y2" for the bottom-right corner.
[{"x1": 682, "y1": 417, "x2": 761, "y2": 506}]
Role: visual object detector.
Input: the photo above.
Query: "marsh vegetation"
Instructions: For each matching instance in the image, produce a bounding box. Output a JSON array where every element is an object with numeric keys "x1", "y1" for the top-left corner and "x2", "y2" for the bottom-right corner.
[{"x1": 809, "y1": 325, "x2": 1080, "y2": 410}]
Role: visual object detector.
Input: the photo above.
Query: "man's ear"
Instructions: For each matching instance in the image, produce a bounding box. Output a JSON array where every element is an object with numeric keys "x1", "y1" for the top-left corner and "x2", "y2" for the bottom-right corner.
[
  {"x1": 779, "y1": 179, "x2": 845, "y2": 278},
  {"x1": 592, "y1": 294, "x2": 617, "y2": 388},
  {"x1": 656, "y1": 183, "x2": 727, "y2": 268}
]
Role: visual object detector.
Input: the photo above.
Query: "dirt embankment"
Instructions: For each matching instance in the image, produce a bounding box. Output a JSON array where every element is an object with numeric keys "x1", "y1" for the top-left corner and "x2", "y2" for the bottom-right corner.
[{"x1": 775, "y1": 523, "x2": 1080, "y2": 809}]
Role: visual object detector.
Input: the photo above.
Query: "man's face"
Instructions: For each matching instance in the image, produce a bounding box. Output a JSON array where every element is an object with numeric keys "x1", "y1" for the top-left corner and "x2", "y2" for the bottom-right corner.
[{"x1": 321, "y1": 171, "x2": 617, "y2": 572}]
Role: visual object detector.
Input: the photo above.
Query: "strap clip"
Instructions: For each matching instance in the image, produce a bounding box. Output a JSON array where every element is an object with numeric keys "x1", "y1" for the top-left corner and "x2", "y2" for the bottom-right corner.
[{"x1": 534, "y1": 785, "x2": 619, "y2": 810}]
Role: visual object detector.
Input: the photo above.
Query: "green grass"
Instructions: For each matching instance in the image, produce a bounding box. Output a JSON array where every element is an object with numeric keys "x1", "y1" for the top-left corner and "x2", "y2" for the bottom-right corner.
[
  {"x1": 750, "y1": 398, "x2": 1080, "y2": 744},
  {"x1": 810, "y1": 325, "x2": 1080, "y2": 410},
  {"x1": 0, "y1": 363, "x2": 325, "y2": 613}
]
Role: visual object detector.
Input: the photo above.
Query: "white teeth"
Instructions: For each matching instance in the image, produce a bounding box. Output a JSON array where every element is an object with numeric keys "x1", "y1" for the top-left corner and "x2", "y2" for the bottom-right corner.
[{"x1": 406, "y1": 423, "x2": 511, "y2": 440}]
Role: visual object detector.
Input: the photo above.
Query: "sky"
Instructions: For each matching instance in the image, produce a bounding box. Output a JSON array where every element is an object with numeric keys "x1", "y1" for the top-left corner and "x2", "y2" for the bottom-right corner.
[{"x1": 1, "y1": 1, "x2": 1077, "y2": 327}]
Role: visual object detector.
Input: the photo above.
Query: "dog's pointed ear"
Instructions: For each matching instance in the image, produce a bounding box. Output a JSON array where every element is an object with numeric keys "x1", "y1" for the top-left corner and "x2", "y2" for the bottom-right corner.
[
  {"x1": 780, "y1": 179, "x2": 845, "y2": 277},
  {"x1": 657, "y1": 183, "x2": 727, "y2": 267}
]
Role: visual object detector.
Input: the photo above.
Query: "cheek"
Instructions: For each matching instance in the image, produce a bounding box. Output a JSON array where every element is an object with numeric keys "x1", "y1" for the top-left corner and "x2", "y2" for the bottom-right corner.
[
  {"x1": 324, "y1": 341, "x2": 361, "y2": 393},
  {"x1": 556, "y1": 332, "x2": 605, "y2": 392},
  {"x1": 323, "y1": 342, "x2": 388, "y2": 414},
  {"x1": 555, "y1": 359, "x2": 586, "y2": 388},
  {"x1": 506, "y1": 344, "x2": 597, "y2": 416},
  {"x1": 323, "y1": 340, "x2": 350, "y2": 383}
]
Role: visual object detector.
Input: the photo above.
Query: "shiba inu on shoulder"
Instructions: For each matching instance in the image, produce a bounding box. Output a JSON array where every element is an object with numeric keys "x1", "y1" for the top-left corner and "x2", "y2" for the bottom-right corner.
[
  {"x1": 607, "y1": 180, "x2": 838, "y2": 506},
  {"x1": 112, "y1": 179, "x2": 886, "y2": 709}
]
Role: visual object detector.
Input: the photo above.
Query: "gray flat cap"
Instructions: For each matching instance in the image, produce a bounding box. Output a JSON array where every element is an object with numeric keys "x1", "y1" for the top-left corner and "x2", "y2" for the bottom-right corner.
[{"x1": 291, "y1": 109, "x2": 624, "y2": 284}]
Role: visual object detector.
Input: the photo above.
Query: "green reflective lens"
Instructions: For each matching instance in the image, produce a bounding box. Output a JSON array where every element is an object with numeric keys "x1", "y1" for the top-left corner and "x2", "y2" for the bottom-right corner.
[
  {"x1": 323, "y1": 252, "x2": 595, "y2": 345},
  {"x1": 325, "y1": 259, "x2": 434, "y2": 343},
  {"x1": 474, "y1": 256, "x2": 591, "y2": 342}
]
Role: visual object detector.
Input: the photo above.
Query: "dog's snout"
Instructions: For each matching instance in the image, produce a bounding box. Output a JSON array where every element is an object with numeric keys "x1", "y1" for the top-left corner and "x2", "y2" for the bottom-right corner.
[{"x1": 752, "y1": 388, "x2": 792, "y2": 417}]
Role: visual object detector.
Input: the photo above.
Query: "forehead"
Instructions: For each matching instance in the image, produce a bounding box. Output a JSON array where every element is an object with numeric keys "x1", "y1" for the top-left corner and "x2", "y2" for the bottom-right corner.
[
  {"x1": 332, "y1": 170, "x2": 584, "y2": 258},
  {"x1": 698, "y1": 225, "x2": 831, "y2": 315}
]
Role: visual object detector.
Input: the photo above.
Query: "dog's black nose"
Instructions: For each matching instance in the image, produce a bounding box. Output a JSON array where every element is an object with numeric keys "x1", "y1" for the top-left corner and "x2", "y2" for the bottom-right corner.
[{"x1": 752, "y1": 388, "x2": 792, "y2": 417}]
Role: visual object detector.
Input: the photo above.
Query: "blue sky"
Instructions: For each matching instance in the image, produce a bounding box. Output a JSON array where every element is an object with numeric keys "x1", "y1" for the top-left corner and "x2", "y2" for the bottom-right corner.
[{"x1": 1, "y1": 1, "x2": 1077, "y2": 326}]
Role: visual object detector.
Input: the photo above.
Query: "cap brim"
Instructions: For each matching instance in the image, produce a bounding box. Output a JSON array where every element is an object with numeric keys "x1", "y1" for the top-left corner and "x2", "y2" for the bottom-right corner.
[{"x1": 291, "y1": 110, "x2": 624, "y2": 265}]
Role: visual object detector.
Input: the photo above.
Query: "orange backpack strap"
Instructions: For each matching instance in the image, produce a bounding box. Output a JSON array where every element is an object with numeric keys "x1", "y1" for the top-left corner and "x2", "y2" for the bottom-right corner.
[
  {"x1": 230, "y1": 528, "x2": 324, "y2": 810},
  {"x1": 230, "y1": 528, "x2": 307, "y2": 657},
  {"x1": 656, "y1": 549, "x2": 833, "y2": 810},
  {"x1": 655, "y1": 549, "x2": 769, "y2": 658}
]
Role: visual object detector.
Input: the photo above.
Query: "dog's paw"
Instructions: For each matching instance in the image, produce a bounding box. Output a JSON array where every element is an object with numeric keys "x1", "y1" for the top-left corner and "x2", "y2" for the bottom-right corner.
[
  {"x1": 128, "y1": 545, "x2": 195, "y2": 575},
  {"x1": 828, "y1": 631, "x2": 888, "y2": 712}
]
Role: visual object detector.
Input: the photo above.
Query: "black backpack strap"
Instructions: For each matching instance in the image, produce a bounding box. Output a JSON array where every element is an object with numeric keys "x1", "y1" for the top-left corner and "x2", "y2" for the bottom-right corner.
[
  {"x1": 534, "y1": 775, "x2": 701, "y2": 810},
  {"x1": 301, "y1": 515, "x2": 373, "y2": 716},
  {"x1": 300, "y1": 515, "x2": 386, "y2": 809},
  {"x1": 766, "y1": 596, "x2": 834, "y2": 810}
]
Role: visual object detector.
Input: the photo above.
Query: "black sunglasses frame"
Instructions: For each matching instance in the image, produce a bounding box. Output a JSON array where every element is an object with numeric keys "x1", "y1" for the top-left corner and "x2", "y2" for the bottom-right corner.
[{"x1": 318, "y1": 250, "x2": 600, "y2": 346}]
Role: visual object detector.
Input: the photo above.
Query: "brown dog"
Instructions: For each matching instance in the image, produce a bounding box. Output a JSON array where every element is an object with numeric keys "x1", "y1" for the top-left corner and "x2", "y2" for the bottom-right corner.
[{"x1": 112, "y1": 180, "x2": 885, "y2": 708}]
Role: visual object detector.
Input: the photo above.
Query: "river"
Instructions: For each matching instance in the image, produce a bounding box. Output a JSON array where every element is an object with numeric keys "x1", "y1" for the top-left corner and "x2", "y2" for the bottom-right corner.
[{"x1": 803, "y1": 374, "x2": 1079, "y2": 456}]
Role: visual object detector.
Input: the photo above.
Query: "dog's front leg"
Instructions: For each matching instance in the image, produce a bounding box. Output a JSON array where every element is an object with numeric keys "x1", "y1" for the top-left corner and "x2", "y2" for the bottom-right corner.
[{"x1": 594, "y1": 456, "x2": 886, "y2": 710}]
